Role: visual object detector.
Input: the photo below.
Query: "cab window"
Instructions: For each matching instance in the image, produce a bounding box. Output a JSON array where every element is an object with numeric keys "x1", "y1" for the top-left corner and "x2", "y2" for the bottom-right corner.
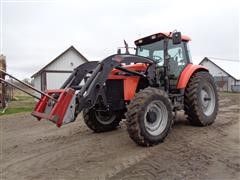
[{"x1": 167, "y1": 41, "x2": 188, "y2": 77}]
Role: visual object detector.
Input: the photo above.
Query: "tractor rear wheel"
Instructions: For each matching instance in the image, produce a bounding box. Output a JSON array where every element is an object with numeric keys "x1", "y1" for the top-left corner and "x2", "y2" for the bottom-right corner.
[
  {"x1": 126, "y1": 87, "x2": 173, "y2": 146},
  {"x1": 83, "y1": 108, "x2": 121, "y2": 132},
  {"x1": 184, "y1": 71, "x2": 218, "y2": 126}
]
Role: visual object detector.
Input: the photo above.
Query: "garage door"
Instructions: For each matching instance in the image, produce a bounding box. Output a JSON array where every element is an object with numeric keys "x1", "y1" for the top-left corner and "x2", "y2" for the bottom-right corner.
[{"x1": 46, "y1": 72, "x2": 71, "y2": 89}]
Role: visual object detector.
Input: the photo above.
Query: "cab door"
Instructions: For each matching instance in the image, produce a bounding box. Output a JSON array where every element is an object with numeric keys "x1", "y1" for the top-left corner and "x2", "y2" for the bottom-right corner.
[{"x1": 167, "y1": 41, "x2": 190, "y2": 89}]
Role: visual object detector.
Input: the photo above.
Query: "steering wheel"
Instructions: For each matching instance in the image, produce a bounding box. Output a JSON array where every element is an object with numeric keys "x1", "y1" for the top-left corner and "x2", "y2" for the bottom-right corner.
[{"x1": 153, "y1": 55, "x2": 163, "y2": 63}]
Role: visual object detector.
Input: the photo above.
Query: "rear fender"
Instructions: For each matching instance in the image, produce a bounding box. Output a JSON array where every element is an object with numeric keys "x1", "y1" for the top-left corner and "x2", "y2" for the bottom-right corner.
[{"x1": 177, "y1": 64, "x2": 208, "y2": 89}]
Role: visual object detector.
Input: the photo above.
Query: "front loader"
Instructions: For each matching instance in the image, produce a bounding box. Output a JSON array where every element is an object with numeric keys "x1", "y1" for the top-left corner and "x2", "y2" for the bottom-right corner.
[{"x1": 1, "y1": 31, "x2": 218, "y2": 146}]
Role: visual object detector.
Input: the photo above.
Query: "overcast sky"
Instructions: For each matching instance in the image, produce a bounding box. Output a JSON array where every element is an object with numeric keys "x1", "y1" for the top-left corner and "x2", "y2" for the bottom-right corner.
[{"x1": 0, "y1": 0, "x2": 239, "y2": 79}]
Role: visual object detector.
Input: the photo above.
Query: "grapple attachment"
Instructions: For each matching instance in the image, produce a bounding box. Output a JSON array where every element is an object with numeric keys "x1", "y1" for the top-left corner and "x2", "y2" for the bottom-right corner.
[{"x1": 32, "y1": 88, "x2": 76, "y2": 127}]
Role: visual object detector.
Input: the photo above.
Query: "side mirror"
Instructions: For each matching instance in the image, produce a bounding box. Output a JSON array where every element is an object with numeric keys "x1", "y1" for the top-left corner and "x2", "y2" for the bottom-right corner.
[
  {"x1": 117, "y1": 49, "x2": 121, "y2": 54},
  {"x1": 172, "y1": 31, "x2": 182, "y2": 44}
]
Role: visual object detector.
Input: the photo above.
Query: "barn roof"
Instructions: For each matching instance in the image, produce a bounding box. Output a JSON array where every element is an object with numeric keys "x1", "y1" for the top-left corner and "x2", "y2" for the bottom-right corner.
[
  {"x1": 199, "y1": 57, "x2": 240, "y2": 80},
  {"x1": 31, "y1": 46, "x2": 88, "y2": 78}
]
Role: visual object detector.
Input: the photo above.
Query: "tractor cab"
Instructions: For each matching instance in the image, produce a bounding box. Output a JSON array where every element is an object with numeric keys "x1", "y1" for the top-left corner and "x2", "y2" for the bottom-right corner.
[{"x1": 135, "y1": 32, "x2": 192, "y2": 80}]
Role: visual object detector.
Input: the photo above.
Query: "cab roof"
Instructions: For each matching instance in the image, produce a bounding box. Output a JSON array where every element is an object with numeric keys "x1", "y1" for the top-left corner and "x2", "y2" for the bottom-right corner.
[{"x1": 134, "y1": 32, "x2": 191, "y2": 46}]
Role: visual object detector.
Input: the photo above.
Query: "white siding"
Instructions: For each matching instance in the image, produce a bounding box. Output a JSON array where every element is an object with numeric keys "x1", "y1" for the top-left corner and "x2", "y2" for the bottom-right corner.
[
  {"x1": 32, "y1": 47, "x2": 86, "y2": 95},
  {"x1": 201, "y1": 59, "x2": 239, "y2": 91},
  {"x1": 201, "y1": 60, "x2": 228, "y2": 77},
  {"x1": 33, "y1": 75, "x2": 41, "y2": 99},
  {"x1": 45, "y1": 49, "x2": 83, "y2": 71},
  {"x1": 46, "y1": 72, "x2": 71, "y2": 89},
  {"x1": 227, "y1": 77, "x2": 235, "y2": 91}
]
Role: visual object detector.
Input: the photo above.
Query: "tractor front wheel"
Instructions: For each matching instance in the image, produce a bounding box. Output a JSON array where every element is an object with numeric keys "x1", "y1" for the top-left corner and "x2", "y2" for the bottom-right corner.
[
  {"x1": 126, "y1": 87, "x2": 173, "y2": 146},
  {"x1": 83, "y1": 108, "x2": 121, "y2": 132},
  {"x1": 184, "y1": 71, "x2": 218, "y2": 126}
]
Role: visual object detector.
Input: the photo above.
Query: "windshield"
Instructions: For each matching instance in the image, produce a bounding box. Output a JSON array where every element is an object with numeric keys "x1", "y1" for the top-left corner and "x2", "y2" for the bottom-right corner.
[
  {"x1": 136, "y1": 39, "x2": 187, "y2": 66},
  {"x1": 136, "y1": 39, "x2": 189, "y2": 77},
  {"x1": 136, "y1": 40, "x2": 164, "y2": 65}
]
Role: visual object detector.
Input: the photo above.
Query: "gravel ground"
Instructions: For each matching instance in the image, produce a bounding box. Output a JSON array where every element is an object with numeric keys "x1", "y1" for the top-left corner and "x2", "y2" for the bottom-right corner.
[{"x1": 0, "y1": 93, "x2": 239, "y2": 180}]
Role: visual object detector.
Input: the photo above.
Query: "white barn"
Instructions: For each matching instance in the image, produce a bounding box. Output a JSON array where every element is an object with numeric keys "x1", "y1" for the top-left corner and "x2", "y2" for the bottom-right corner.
[
  {"x1": 199, "y1": 57, "x2": 240, "y2": 92},
  {"x1": 31, "y1": 46, "x2": 88, "y2": 96}
]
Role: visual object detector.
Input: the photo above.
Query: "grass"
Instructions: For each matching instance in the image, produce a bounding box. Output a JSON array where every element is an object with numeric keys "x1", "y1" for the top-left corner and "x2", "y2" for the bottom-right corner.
[
  {"x1": 0, "y1": 90, "x2": 35, "y2": 116},
  {"x1": 1, "y1": 107, "x2": 34, "y2": 115}
]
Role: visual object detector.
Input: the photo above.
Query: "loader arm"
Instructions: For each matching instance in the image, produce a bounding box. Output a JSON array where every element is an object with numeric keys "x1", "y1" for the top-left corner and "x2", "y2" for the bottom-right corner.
[
  {"x1": 69, "y1": 54, "x2": 155, "y2": 113},
  {"x1": 32, "y1": 54, "x2": 155, "y2": 127}
]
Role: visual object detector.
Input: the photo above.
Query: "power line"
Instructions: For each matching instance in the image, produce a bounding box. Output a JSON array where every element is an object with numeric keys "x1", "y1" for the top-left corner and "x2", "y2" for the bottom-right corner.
[{"x1": 208, "y1": 57, "x2": 240, "y2": 62}]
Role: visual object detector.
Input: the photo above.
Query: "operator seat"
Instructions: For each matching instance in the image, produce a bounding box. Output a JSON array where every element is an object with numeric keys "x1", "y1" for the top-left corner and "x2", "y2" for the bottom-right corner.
[{"x1": 169, "y1": 57, "x2": 178, "y2": 77}]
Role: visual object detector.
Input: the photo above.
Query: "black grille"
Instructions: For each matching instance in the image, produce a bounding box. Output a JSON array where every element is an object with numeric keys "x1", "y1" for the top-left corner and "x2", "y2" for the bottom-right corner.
[
  {"x1": 106, "y1": 80, "x2": 124, "y2": 110},
  {"x1": 106, "y1": 80, "x2": 124, "y2": 102}
]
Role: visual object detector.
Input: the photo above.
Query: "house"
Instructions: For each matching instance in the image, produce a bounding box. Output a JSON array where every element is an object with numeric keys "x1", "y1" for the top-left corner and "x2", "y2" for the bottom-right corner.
[
  {"x1": 31, "y1": 46, "x2": 88, "y2": 96},
  {"x1": 199, "y1": 57, "x2": 240, "y2": 92}
]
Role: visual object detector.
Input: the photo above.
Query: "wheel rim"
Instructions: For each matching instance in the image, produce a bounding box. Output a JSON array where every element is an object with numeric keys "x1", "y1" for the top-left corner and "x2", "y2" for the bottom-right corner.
[
  {"x1": 200, "y1": 82, "x2": 216, "y2": 116},
  {"x1": 95, "y1": 111, "x2": 116, "y2": 125},
  {"x1": 144, "y1": 100, "x2": 168, "y2": 136}
]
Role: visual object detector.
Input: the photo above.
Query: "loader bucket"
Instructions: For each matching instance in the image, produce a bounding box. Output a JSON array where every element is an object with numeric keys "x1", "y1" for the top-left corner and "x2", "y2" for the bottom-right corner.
[{"x1": 31, "y1": 88, "x2": 76, "y2": 127}]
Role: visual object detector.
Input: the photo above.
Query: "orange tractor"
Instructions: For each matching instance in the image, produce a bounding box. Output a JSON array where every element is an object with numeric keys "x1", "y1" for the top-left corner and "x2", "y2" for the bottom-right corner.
[{"x1": 0, "y1": 31, "x2": 218, "y2": 146}]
